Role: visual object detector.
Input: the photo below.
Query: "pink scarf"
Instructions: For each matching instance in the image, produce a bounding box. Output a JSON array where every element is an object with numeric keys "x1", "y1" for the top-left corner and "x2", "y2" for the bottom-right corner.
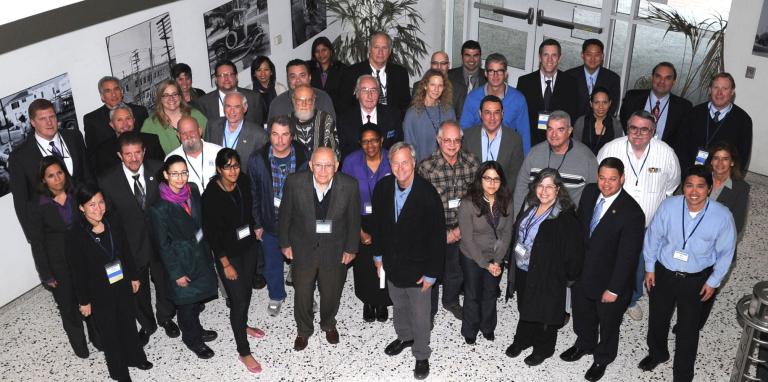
[{"x1": 159, "y1": 183, "x2": 192, "y2": 216}]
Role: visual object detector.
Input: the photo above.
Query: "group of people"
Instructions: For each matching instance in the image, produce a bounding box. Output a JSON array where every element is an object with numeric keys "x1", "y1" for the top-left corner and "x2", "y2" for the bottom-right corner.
[{"x1": 9, "y1": 30, "x2": 753, "y2": 382}]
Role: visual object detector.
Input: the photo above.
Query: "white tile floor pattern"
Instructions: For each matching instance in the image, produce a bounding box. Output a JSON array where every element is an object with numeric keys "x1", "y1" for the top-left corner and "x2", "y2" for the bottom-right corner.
[{"x1": 1, "y1": 173, "x2": 767, "y2": 381}]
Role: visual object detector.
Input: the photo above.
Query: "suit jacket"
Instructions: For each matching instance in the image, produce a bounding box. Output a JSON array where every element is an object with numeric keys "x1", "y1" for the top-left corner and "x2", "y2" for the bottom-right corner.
[
  {"x1": 89, "y1": 132, "x2": 164, "y2": 177},
  {"x1": 277, "y1": 171, "x2": 360, "y2": 268},
  {"x1": 447, "y1": 67, "x2": 487, "y2": 119},
  {"x1": 717, "y1": 179, "x2": 750, "y2": 235},
  {"x1": 340, "y1": 61, "x2": 411, "y2": 117},
  {"x1": 675, "y1": 103, "x2": 752, "y2": 172},
  {"x1": 194, "y1": 87, "x2": 265, "y2": 126},
  {"x1": 516, "y1": 70, "x2": 579, "y2": 145},
  {"x1": 204, "y1": 118, "x2": 268, "y2": 168},
  {"x1": 83, "y1": 103, "x2": 149, "y2": 155},
  {"x1": 619, "y1": 89, "x2": 693, "y2": 145},
  {"x1": 564, "y1": 65, "x2": 621, "y2": 119},
  {"x1": 370, "y1": 174, "x2": 446, "y2": 287},
  {"x1": 26, "y1": 194, "x2": 77, "y2": 283},
  {"x1": 463, "y1": 126, "x2": 524, "y2": 190},
  {"x1": 337, "y1": 104, "x2": 402, "y2": 160},
  {"x1": 9, "y1": 130, "x2": 92, "y2": 240},
  {"x1": 576, "y1": 185, "x2": 645, "y2": 299},
  {"x1": 98, "y1": 159, "x2": 162, "y2": 268}
]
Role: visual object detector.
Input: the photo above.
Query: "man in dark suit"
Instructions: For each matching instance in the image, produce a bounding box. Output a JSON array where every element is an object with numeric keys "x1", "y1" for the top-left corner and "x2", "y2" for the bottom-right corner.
[
  {"x1": 619, "y1": 62, "x2": 692, "y2": 145},
  {"x1": 565, "y1": 39, "x2": 621, "y2": 120},
  {"x1": 83, "y1": 76, "x2": 148, "y2": 154},
  {"x1": 194, "y1": 60, "x2": 265, "y2": 126},
  {"x1": 89, "y1": 105, "x2": 164, "y2": 177},
  {"x1": 371, "y1": 142, "x2": 446, "y2": 380},
  {"x1": 516, "y1": 39, "x2": 579, "y2": 145},
  {"x1": 447, "y1": 40, "x2": 486, "y2": 120},
  {"x1": 10, "y1": 99, "x2": 92, "y2": 240},
  {"x1": 278, "y1": 147, "x2": 360, "y2": 351},
  {"x1": 337, "y1": 74, "x2": 402, "y2": 160},
  {"x1": 204, "y1": 91, "x2": 268, "y2": 168},
  {"x1": 339, "y1": 32, "x2": 411, "y2": 117},
  {"x1": 560, "y1": 157, "x2": 645, "y2": 381},
  {"x1": 98, "y1": 131, "x2": 180, "y2": 345}
]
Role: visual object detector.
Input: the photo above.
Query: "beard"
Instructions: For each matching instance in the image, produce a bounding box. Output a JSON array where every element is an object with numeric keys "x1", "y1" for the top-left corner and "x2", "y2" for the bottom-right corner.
[
  {"x1": 294, "y1": 108, "x2": 315, "y2": 122},
  {"x1": 182, "y1": 138, "x2": 203, "y2": 153}
]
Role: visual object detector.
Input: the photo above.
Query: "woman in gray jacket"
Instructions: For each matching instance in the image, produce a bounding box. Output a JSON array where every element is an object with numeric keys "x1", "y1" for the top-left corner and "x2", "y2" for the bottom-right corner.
[{"x1": 458, "y1": 161, "x2": 514, "y2": 344}]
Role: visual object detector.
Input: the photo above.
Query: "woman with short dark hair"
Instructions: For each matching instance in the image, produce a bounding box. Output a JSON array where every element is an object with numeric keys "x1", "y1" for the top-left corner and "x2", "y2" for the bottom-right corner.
[{"x1": 571, "y1": 86, "x2": 623, "y2": 155}]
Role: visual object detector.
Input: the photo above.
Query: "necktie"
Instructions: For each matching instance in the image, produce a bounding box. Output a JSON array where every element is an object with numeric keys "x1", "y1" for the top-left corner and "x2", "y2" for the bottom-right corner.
[
  {"x1": 467, "y1": 74, "x2": 473, "y2": 94},
  {"x1": 49, "y1": 141, "x2": 64, "y2": 160},
  {"x1": 366, "y1": 114, "x2": 371, "y2": 123},
  {"x1": 132, "y1": 174, "x2": 145, "y2": 210},
  {"x1": 544, "y1": 79, "x2": 553, "y2": 111},
  {"x1": 713, "y1": 110, "x2": 721, "y2": 122},
  {"x1": 588, "y1": 76, "x2": 594, "y2": 95},
  {"x1": 652, "y1": 100, "x2": 661, "y2": 121},
  {"x1": 375, "y1": 69, "x2": 387, "y2": 105},
  {"x1": 589, "y1": 198, "x2": 604, "y2": 236}
]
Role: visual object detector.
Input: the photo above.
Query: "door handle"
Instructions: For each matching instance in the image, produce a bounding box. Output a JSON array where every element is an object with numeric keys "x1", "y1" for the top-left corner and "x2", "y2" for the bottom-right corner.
[
  {"x1": 474, "y1": 3, "x2": 534, "y2": 25},
  {"x1": 536, "y1": 9, "x2": 603, "y2": 33}
]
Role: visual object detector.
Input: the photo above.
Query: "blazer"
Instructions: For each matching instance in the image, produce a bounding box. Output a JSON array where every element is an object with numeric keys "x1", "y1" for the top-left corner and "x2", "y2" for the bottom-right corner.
[
  {"x1": 675, "y1": 103, "x2": 753, "y2": 172},
  {"x1": 10, "y1": 130, "x2": 92, "y2": 240},
  {"x1": 83, "y1": 103, "x2": 149, "y2": 153},
  {"x1": 716, "y1": 178, "x2": 750, "y2": 235},
  {"x1": 277, "y1": 171, "x2": 361, "y2": 268},
  {"x1": 576, "y1": 185, "x2": 645, "y2": 299},
  {"x1": 619, "y1": 89, "x2": 692, "y2": 145},
  {"x1": 337, "y1": 104, "x2": 402, "y2": 160},
  {"x1": 457, "y1": 198, "x2": 514, "y2": 269},
  {"x1": 89, "y1": 132, "x2": 165, "y2": 177},
  {"x1": 462, "y1": 126, "x2": 525, "y2": 190},
  {"x1": 194, "y1": 87, "x2": 265, "y2": 126},
  {"x1": 309, "y1": 59, "x2": 349, "y2": 113},
  {"x1": 516, "y1": 69, "x2": 579, "y2": 145},
  {"x1": 26, "y1": 193, "x2": 77, "y2": 283},
  {"x1": 204, "y1": 118, "x2": 268, "y2": 168},
  {"x1": 369, "y1": 174, "x2": 446, "y2": 287},
  {"x1": 98, "y1": 159, "x2": 162, "y2": 269},
  {"x1": 447, "y1": 67, "x2": 487, "y2": 119},
  {"x1": 339, "y1": 61, "x2": 411, "y2": 117},
  {"x1": 564, "y1": 65, "x2": 621, "y2": 119}
]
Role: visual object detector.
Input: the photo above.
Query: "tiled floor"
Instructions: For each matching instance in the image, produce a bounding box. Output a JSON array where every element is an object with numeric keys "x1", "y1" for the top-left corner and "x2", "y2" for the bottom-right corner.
[{"x1": 1, "y1": 173, "x2": 766, "y2": 381}]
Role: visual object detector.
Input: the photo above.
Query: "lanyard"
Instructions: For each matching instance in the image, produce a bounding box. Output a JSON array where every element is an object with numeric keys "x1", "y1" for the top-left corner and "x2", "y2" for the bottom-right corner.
[
  {"x1": 485, "y1": 131, "x2": 498, "y2": 161},
  {"x1": 87, "y1": 221, "x2": 116, "y2": 262},
  {"x1": 681, "y1": 199, "x2": 709, "y2": 250},
  {"x1": 184, "y1": 149, "x2": 205, "y2": 189},
  {"x1": 521, "y1": 205, "x2": 553, "y2": 243},
  {"x1": 424, "y1": 105, "x2": 442, "y2": 134},
  {"x1": 626, "y1": 140, "x2": 650, "y2": 186},
  {"x1": 547, "y1": 144, "x2": 569, "y2": 171},
  {"x1": 36, "y1": 134, "x2": 71, "y2": 158},
  {"x1": 646, "y1": 96, "x2": 670, "y2": 121},
  {"x1": 223, "y1": 124, "x2": 243, "y2": 149}
]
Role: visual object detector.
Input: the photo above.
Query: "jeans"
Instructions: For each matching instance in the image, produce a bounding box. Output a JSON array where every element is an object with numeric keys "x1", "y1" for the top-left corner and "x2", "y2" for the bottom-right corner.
[{"x1": 261, "y1": 231, "x2": 287, "y2": 301}]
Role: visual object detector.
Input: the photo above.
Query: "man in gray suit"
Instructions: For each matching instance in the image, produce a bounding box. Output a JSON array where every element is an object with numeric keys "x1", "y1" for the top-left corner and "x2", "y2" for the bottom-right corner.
[
  {"x1": 278, "y1": 147, "x2": 360, "y2": 351},
  {"x1": 194, "y1": 60, "x2": 265, "y2": 126},
  {"x1": 463, "y1": 95, "x2": 525, "y2": 190},
  {"x1": 204, "y1": 91, "x2": 268, "y2": 170}
]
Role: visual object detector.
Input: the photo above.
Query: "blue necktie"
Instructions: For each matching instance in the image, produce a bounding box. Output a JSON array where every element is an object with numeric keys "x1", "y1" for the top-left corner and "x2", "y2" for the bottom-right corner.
[
  {"x1": 49, "y1": 141, "x2": 64, "y2": 160},
  {"x1": 589, "y1": 198, "x2": 604, "y2": 236}
]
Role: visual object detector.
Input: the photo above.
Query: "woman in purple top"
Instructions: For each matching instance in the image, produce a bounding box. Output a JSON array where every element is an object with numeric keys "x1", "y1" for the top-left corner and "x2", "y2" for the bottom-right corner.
[{"x1": 341, "y1": 123, "x2": 392, "y2": 323}]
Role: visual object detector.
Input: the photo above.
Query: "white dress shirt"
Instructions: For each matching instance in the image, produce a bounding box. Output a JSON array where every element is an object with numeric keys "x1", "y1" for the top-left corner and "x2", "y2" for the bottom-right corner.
[{"x1": 34, "y1": 133, "x2": 74, "y2": 174}]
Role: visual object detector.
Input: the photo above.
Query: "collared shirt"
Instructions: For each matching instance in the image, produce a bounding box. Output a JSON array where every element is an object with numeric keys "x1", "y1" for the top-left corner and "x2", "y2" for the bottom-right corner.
[
  {"x1": 645, "y1": 92, "x2": 671, "y2": 139},
  {"x1": 539, "y1": 70, "x2": 558, "y2": 96},
  {"x1": 643, "y1": 196, "x2": 736, "y2": 288},
  {"x1": 167, "y1": 140, "x2": 223, "y2": 192},
  {"x1": 709, "y1": 177, "x2": 732, "y2": 201},
  {"x1": 393, "y1": 178, "x2": 412, "y2": 222},
  {"x1": 584, "y1": 67, "x2": 600, "y2": 95},
  {"x1": 480, "y1": 127, "x2": 503, "y2": 162},
  {"x1": 360, "y1": 107, "x2": 378, "y2": 124},
  {"x1": 313, "y1": 177, "x2": 334, "y2": 203},
  {"x1": 463, "y1": 67, "x2": 481, "y2": 88},
  {"x1": 34, "y1": 133, "x2": 74, "y2": 174},
  {"x1": 708, "y1": 101, "x2": 733, "y2": 121},
  {"x1": 223, "y1": 120, "x2": 244, "y2": 149},
  {"x1": 418, "y1": 148, "x2": 480, "y2": 227},
  {"x1": 122, "y1": 163, "x2": 145, "y2": 192},
  {"x1": 371, "y1": 64, "x2": 388, "y2": 95},
  {"x1": 217, "y1": 90, "x2": 228, "y2": 117},
  {"x1": 593, "y1": 190, "x2": 620, "y2": 220}
]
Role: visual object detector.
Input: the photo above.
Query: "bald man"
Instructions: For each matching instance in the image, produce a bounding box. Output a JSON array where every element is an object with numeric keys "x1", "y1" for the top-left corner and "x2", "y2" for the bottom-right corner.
[{"x1": 412, "y1": 51, "x2": 450, "y2": 97}]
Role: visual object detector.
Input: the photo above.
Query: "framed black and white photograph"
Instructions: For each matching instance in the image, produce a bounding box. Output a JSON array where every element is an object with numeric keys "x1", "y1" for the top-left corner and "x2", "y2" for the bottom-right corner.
[
  {"x1": 106, "y1": 12, "x2": 176, "y2": 110},
  {"x1": 204, "y1": 0, "x2": 271, "y2": 85},
  {"x1": 754, "y1": 1, "x2": 768, "y2": 57},
  {"x1": 0, "y1": 73, "x2": 78, "y2": 197},
  {"x1": 291, "y1": 0, "x2": 327, "y2": 48}
]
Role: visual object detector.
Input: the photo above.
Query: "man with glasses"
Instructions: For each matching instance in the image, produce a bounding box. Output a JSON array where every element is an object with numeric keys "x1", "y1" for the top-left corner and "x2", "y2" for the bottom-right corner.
[
  {"x1": 460, "y1": 53, "x2": 531, "y2": 155},
  {"x1": 194, "y1": 60, "x2": 265, "y2": 125},
  {"x1": 597, "y1": 110, "x2": 681, "y2": 321},
  {"x1": 448, "y1": 40, "x2": 486, "y2": 119},
  {"x1": 278, "y1": 147, "x2": 360, "y2": 351},
  {"x1": 412, "y1": 51, "x2": 451, "y2": 96},
  {"x1": 166, "y1": 116, "x2": 223, "y2": 192},
  {"x1": 417, "y1": 121, "x2": 479, "y2": 323},
  {"x1": 203, "y1": 92, "x2": 268, "y2": 170},
  {"x1": 83, "y1": 76, "x2": 149, "y2": 156},
  {"x1": 289, "y1": 85, "x2": 338, "y2": 158},
  {"x1": 267, "y1": 59, "x2": 336, "y2": 121}
]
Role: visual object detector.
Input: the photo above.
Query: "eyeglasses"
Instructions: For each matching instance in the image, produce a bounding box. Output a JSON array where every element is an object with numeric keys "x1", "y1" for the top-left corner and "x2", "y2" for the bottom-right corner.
[
  {"x1": 312, "y1": 163, "x2": 335, "y2": 171},
  {"x1": 359, "y1": 87, "x2": 379, "y2": 95},
  {"x1": 215, "y1": 72, "x2": 236, "y2": 78},
  {"x1": 161, "y1": 92, "x2": 179, "y2": 99},
  {"x1": 628, "y1": 125, "x2": 653, "y2": 136},
  {"x1": 168, "y1": 171, "x2": 189, "y2": 179},
  {"x1": 293, "y1": 97, "x2": 315, "y2": 105},
  {"x1": 482, "y1": 176, "x2": 501, "y2": 184},
  {"x1": 431, "y1": 61, "x2": 449, "y2": 66},
  {"x1": 536, "y1": 184, "x2": 557, "y2": 192},
  {"x1": 361, "y1": 138, "x2": 381, "y2": 146},
  {"x1": 221, "y1": 164, "x2": 240, "y2": 171},
  {"x1": 439, "y1": 137, "x2": 462, "y2": 145},
  {"x1": 486, "y1": 68, "x2": 506, "y2": 75}
]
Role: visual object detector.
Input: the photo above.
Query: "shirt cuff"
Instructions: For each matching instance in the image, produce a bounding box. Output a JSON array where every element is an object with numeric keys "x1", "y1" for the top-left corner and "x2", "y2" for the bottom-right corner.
[
  {"x1": 705, "y1": 276, "x2": 720, "y2": 289},
  {"x1": 645, "y1": 261, "x2": 656, "y2": 273},
  {"x1": 606, "y1": 290, "x2": 617, "y2": 297},
  {"x1": 423, "y1": 276, "x2": 436, "y2": 284},
  {"x1": 373, "y1": 256, "x2": 382, "y2": 263}
]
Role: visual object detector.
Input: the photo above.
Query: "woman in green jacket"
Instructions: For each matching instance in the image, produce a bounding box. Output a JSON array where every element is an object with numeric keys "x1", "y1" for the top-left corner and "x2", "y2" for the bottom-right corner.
[{"x1": 141, "y1": 79, "x2": 208, "y2": 154}]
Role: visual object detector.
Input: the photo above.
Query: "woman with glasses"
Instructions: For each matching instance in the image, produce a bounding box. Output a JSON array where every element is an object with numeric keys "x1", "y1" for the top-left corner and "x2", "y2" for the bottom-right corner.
[
  {"x1": 141, "y1": 79, "x2": 208, "y2": 154},
  {"x1": 457, "y1": 161, "x2": 513, "y2": 344},
  {"x1": 202, "y1": 149, "x2": 265, "y2": 373},
  {"x1": 250, "y1": 56, "x2": 287, "y2": 112},
  {"x1": 149, "y1": 155, "x2": 218, "y2": 359},
  {"x1": 404, "y1": 69, "x2": 455, "y2": 162},
  {"x1": 505, "y1": 168, "x2": 583, "y2": 367},
  {"x1": 572, "y1": 86, "x2": 623, "y2": 155},
  {"x1": 341, "y1": 123, "x2": 392, "y2": 323}
]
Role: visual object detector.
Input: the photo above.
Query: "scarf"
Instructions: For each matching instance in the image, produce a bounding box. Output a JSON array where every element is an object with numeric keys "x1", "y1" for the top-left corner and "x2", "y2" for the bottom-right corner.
[{"x1": 159, "y1": 183, "x2": 192, "y2": 216}]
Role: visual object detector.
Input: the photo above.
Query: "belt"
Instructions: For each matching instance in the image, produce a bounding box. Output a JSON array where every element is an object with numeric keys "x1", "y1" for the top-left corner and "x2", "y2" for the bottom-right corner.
[{"x1": 659, "y1": 262, "x2": 712, "y2": 278}]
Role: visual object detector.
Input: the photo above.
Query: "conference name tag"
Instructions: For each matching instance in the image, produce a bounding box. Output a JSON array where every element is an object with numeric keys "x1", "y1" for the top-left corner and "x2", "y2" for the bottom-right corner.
[
  {"x1": 514, "y1": 242, "x2": 527, "y2": 257},
  {"x1": 364, "y1": 202, "x2": 373, "y2": 215},
  {"x1": 195, "y1": 229, "x2": 203, "y2": 243},
  {"x1": 316, "y1": 220, "x2": 332, "y2": 234},
  {"x1": 105, "y1": 260, "x2": 123, "y2": 284},
  {"x1": 236, "y1": 225, "x2": 250, "y2": 240},
  {"x1": 537, "y1": 112, "x2": 550, "y2": 130},
  {"x1": 673, "y1": 250, "x2": 689, "y2": 262},
  {"x1": 448, "y1": 199, "x2": 461, "y2": 209},
  {"x1": 695, "y1": 149, "x2": 709, "y2": 165},
  {"x1": 273, "y1": 197, "x2": 281, "y2": 208}
]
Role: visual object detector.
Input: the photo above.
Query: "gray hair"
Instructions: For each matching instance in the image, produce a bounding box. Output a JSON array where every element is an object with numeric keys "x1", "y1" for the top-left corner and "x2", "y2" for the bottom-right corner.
[
  {"x1": 388, "y1": 141, "x2": 417, "y2": 163},
  {"x1": 628, "y1": 110, "x2": 657, "y2": 130},
  {"x1": 354, "y1": 74, "x2": 378, "y2": 97},
  {"x1": 109, "y1": 103, "x2": 134, "y2": 121},
  {"x1": 311, "y1": 146, "x2": 338, "y2": 164},
  {"x1": 98, "y1": 76, "x2": 121, "y2": 93},
  {"x1": 224, "y1": 91, "x2": 248, "y2": 109},
  {"x1": 437, "y1": 120, "x2": 463, "y2": 138},
  {"x1": 547, "y1": 110, "x2": 571, "y2": 127},
  {"x1": 370, "y1": 32, "x2": 393, "y2": 50},
  {"x1": 484, "y1": 53, "x2": 508, "y2": 70}
]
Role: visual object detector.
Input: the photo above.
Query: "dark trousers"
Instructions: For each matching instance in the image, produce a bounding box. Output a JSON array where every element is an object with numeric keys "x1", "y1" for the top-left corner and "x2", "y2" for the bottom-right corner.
[
  {"x1": 134, "y1": 256, "x2": 176, "y2": 331},
  {"x1": 648, "y1": 263, "x2": 711, "y2": 382},
  {"x1": 292, "y1": 256, "x2": 347, "y2": 337},
  {"x1": 92, "y1": 299, "x2": 147, "y2": 381},
  {"x1": 215, "y1": 250, "x2": 256, "y2": 356},
  {"x1": 49, "y1": 262, "x2": 100, "y2": 355},
  {"x1": 460, "y1": 253, "x2": 500, "y2": 339},
  {"x1": 572, "y1": 282, "x2": 630, "y2": 364},
  {"x1": 177, "y1": 302, "x2": 204, "y2": 348},
  {"x1": 431, "y1": 242, "x2": 463, "y2": 316},
  {"x1": 512, "y1": 267, "x2": 558, "y2": 358},
  {"x1": 353, "y1": 241, "x2": 391, "y2": 306}
]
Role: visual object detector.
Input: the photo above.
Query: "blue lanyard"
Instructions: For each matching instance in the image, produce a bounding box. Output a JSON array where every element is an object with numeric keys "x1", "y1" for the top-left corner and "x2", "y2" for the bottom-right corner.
[
  {"x1": 681, "y1": 199, "x2": 709, "y2": 250},
  {"x1": 520, "y1": 205, "x2": 553, "y2": 243}
]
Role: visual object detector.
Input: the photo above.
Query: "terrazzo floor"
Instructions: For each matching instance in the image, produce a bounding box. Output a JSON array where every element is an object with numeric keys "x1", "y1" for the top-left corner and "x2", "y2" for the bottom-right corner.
[{"x1": 2, "y1": 173, "x2": 767, "y2": 381}]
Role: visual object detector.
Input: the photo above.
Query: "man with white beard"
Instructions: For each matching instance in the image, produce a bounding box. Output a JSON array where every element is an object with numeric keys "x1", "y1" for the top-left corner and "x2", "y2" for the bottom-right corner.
[
  {"x1": 166, "y1": 116, "x2": 223, "y2": 192},
  {"x1": 289, "y1": 84, "x2": 339, "y2": 157}
]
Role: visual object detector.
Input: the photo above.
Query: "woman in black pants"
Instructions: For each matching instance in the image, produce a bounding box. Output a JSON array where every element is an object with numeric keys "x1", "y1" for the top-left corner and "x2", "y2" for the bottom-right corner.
[{"x1": 202, "y1": 148, "x2": 265, "y2": 373}]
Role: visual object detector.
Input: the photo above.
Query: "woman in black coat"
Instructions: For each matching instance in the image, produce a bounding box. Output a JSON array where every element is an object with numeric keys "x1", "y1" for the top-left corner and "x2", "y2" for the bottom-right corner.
[
  {"x1": 202, "y1": 149, "x2": 265, "y2": 373},
  {"x1": 308, "y1": 36, "x2": 348, "y2": 113},
  {"x1": 68, "y1": 184, "x2": 152, "y2": 381},
  {"x1": 505, "y1": 168, "x2": 584, "y2": 366}
]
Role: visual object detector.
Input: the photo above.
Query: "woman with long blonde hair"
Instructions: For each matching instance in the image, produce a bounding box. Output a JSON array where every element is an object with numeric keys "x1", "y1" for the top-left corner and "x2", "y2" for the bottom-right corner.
[{"x1": 403, "y1": 69, "x2": 455, "y2": 161}]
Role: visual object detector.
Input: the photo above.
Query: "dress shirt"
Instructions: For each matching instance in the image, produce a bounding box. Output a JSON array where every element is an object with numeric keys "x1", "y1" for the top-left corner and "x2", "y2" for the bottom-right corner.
[
  {"x1": 643, "y1": 196, "x2": 736, "y2": 288},
  {"x1": 708, "y1": 102, "x2": 733, "y2": 121},
  {"x1": 371, "y1": 64, "x2": 388, "y2": 96},
  {"x1": 481, "y1": 128, "x2": 503, "y2": 162},
  {"x1": 122, "y1": 163, "x2": 145, "y2": 191},
  {"x1": 222, "y1": 120, "x2": 244, "y2": 149},
  {"x1": 645, "y1": 93, "x2": 670, "y2": 139},
  {"x1": 217, "y1": 90, "x2": 227, "y2": 117},
  {"x1": 360, "y1": 107, "x2": 378, "y2": 124},
  {"x1": 464, "y1": 68, "x2": 481, "y2": 89},
  {"x1": 166, "y1": 141, "x2": 223, "y2": 192},
  {"x1": 313, "y1": 177, "x2": 334, "y2": 203},
  {"x1": 584, "y1": 67, "x2": 599, "y2": 95},
  {"x1": 539, "y1": 70, "x2": 558, "y2": 96},
  {"x1": 34, "y1": 133, "x2": 74, "y2": 174},
  {"x1": 594, "y1": 190, "x2": 620, "y2": 220}
]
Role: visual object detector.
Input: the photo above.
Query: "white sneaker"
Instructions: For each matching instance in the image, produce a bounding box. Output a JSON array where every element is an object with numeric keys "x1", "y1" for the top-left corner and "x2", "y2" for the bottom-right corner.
[
  {"x1": 626, "y1": 304, "x2": 643, "y2": 321},
  {"x1": 267, "y1": 300, "x2": 283, "y2": 317}
]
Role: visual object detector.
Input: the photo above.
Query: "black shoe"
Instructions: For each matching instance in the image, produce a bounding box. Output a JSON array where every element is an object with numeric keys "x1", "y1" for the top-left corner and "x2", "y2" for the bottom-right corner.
[
  {"x1": 138, "y1": 328, "x2": 152, "y2": 346},
  {"x1": 363, "y1": 304, "x2": 375, "y2": 322},
  {"x1": 414, "y1": 359, "x2": 429, "y2": 380},
  {"x1": 375, "y1": 305, "x2": 388, "y2": 322},
  {"x1": 482, "y1": 332, "x2": 495, "y2": 341},
  {"x1": 189, "y1": 343, "x2": 215, "y2": 359},
  {"x1": 252, "y1": 275, "x2": 266, "y2": 290},
  {"x1": 524, "y1": 353, "x2": 548, "y2": 366},
  {"x1": 384, "y1": 339, "x2": 414, "y2": 356},
  {"x1": 135, "y1": 360, "x2": 153, "y2": 370},
  {"x1": 638, "y1": 355, "x2": 668, "y2": 371},
  {"x1": 198, "y1": 303, "x2": 206, "y2": 313},
  {"x1": 226, "y1": 298, "x2": 231, "y2": 308},
  {"x1": 559, "y1": 345, "x2": 592, "y2": 362},
  {"x1": 585, "y1": 362, "x2": 607, "y2": 381},
  {"x1": 73, "y1": 346, "x2": 89, "y2": 359},
  {"x1": 201, "y1": 330, "x2": 218, "y2": 342},
  {"x1": 444, "y1": 303, "x2": 463, "y2": 320},
  {"x1": 464, "y1": 336, "x2": 476, "y2": 345},
  {"x1": 158, "y1": 320, "x2": 180, "y2": 338},
  {"x1": 505, "y1": 343, "x2": 525, "y2": 358}
]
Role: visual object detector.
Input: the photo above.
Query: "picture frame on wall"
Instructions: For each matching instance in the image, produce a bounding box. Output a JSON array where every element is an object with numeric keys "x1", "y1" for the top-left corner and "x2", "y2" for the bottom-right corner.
[
  {"x1": 754, "y1": 0, "x2": 768, "y2": 57},
  {"x1": 291, "y1": 0, "x2": 327, "y2": 48}
]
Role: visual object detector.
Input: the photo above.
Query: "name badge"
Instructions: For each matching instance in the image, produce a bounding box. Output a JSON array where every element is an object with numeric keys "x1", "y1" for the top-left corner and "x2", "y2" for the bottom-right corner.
[
  {"x1": 273, "y1": 197, "x2": 281, "y2": 208},
  {"x1": 195, "y1": 229, "x2": 204, "y2": 242},
  {"x1": 673, "y1": 250, "x2": 689, "y2": 262},
  {"x1": 364, "y1": 202, "x2": 373, "y2": 215},
  {"x1": 379, "y1": 266, "x2": 386, "y2": 289},
  {"x1": 316, "y1": 220, "x2": 332, "y2": 234},
  {"x1": 236, "y1": 225, "x2": 250, "y2": 240},
  {"x1": 514, "y1": 242, "x2": 527, "y2": 257},
  {"x1": 105, "y1": 260, "x2": 124, "y2": 284},
  {"x1": 537, "y1": 112, "x2": 550, "y2": 130},
  {"x1": 386, "y1": 130, "x2": 396, "y2": 139},
  {"x1": 695, "y1": 149, "x2": 709, "y2": 165},
  {"x1": 448, "y1": 199, "x2": 461, "y2": 209}
]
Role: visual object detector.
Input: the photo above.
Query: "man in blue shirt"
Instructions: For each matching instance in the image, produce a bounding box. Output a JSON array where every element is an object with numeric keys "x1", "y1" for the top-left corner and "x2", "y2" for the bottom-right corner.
[{"x1": 638, "y1": 165, "x2": 736, "y2": 382}]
